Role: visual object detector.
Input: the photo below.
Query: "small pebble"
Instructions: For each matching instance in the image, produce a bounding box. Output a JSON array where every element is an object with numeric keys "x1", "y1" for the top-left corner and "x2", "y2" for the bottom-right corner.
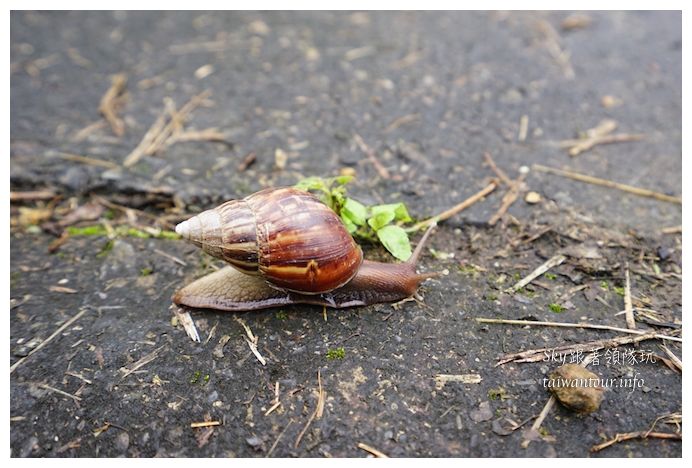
[
  {"x1": 194, "y1": 64, "x2": 214, "y2": 80},
  {"x1": 657, "y1": 246, "x2": 672, "y2": 261},
  {"x1": 115, "y1": 432, "x2": 130, "y2": 452},
  {"x1": 601, "y1": 95, "x2": 622, "y2": 108},
  {"x1": 246, "y1": 435, "x2": 264, "y2": 452},
  {"x1": 248, "y1": 20, "x2": 270, "y2": 36},
  {"x1": 339, "y1": 167, "x2": 357, "y2": 177},
  {"x1": 524, "y1": 191, "x2": 542, "y2": 204},
  {"x1": 274, "y1": 149, "x2": 288, "y2": 170},
  {"x1": 470, "y1": 401, "x2": 493, "y2": 422},
  {"x1": 547, "y1": 364, "x2": 604, "y2": 414}
]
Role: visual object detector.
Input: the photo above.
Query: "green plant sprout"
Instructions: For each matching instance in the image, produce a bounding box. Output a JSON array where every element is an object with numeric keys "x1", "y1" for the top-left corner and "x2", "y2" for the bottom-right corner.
[{"x1": 326, "y1": 347, "x2": 346, "y2": 360}]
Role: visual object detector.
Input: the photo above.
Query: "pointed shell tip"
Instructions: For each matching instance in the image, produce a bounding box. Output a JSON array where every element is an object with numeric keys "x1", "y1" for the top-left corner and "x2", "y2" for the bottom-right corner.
[{"x1": 175, "y1": 221, "x2": 188, "y2": 238}]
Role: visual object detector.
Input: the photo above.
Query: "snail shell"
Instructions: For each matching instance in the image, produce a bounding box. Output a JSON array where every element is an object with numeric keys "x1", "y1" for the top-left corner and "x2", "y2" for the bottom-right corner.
[{"x1": 175, "y1": 187, "x2": 363, "y2": 294}]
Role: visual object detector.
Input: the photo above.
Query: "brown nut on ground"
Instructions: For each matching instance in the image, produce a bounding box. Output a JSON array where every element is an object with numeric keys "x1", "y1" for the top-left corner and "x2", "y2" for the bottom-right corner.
[{"x1": 547, "y1": 364, "x2": 604, "y2": 414}]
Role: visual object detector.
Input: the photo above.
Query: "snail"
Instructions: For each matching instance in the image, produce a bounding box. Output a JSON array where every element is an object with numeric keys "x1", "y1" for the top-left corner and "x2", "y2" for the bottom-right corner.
[{"x1": 172, "y1": 187, "x2": 437, "y2": 312}]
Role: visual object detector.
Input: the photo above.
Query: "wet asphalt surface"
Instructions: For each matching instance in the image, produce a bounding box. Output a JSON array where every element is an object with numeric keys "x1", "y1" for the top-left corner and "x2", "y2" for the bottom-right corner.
[{"x1": 10, "y1": 11, "x2": 681, "y2": 457}]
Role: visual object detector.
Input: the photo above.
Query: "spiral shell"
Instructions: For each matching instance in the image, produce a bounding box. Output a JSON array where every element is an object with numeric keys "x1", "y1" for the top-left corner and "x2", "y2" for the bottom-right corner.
[{"x1": 175, "y1": 187, "x2": 363, "y2": 294}]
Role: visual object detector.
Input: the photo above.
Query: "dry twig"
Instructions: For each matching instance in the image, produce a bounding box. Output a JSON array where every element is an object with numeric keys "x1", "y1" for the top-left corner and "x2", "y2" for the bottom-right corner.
[
  {"x1": 357, "y1": 442, "x2": 389, "y2": 458},
  {"x1": 495, "y1": 331, "x2": 675, "y2": 366},
  {"x1": 522, "y1": 395, "x2": 556, "y2": 448},
  {"x1": 483, "y1": 152, "x2": 512, "y2": 186},
  {"x1": 123, "y1": 89, "x2": 212, "y2": 167},
  {"x1": 122, "y1": 109, "x2": 167, "y2": 167},
  {"x1": 94, "y1": 196, "x2": 175, "y2": 230},
  {"x1": 408, "y1": 180, "x2": 498, "y2": 232},
  {"x1": 505, "y1": 254, "x2": 566, "y2": 293},
  {"x1": 623, "y1": 264, "x2": 636, "y2": 330},
  {"x1": 10, "y1": 190, "x2": 56, "y2": 202},
  {"x1": 237, "y1": 152, "x2": 257, "y2": 172},
  {"x1": 153, "y1": 249, "x2": 187, "y2": 266},
  {"x1": 518, "y1": 115, "x2": 529, "y2": 142},
  {"x1": 385, "y1": 113, "x2": 419, "y2": 133},
  {"x1": 71, "y1": 120, "x2": 106, "y2": 142},
  {"x1": 591, "y1": 431, "x2": 681, "y2": 452},
  {"x1": 119, "y1": 345, "x2": 166, "y2": 380},
  {"x1": 353, "y1": 133, "x2": 390, "y2": 179},
  {"x1": 659, "y1": 345, "x2": 682, "y2": 372},
  {"x1": 476, "y1": 318, "x2": 681, "y2": 345},
  {"x1": 295, "y1": 370, "x2": 325, "y2": 448},
  {"x1": 488, "y1": 169, "x2": 528, "y2": 226},
  {"x1": 65, "y1": 371, "x2": 92, "y2": 384},
  {"x1": 172, "y1": 307, "x2": 200, "y2": 342},
  {"x1": 10, "y1": 308, "x2": 89, "y2": 373},
  {"x1": 190, "y1": 421, "x2": 221, "y2": 428},
  {"x1": 164, "y1": 128, "x2": 231, "y2": 147},
  {"x1": 533, "y1": 164, "x2": 681, "y2": 204},
  {"x1": 434, "y1": 374, "x2": 482, "y2": 389},
  {"x1": 38, "y1": 383, "x2": 82, "y2": 402},
  {"x1": 567, "y1": 133, "x2": 644, "y2": 156},
  {"x1": 264, "y1": 382, "x2": 282, "y2": 416},
  {"x1": 266, "y1": 420, "x2": 293, "y2": 458},
  {"x1": 169, "y1": 40, "x2": 228, "y2": 54},
  {"x1": 522, "y1": 354, "x2": 595, "y2": 448},
  {"x1": 535, "y1": 19, "x2": 575, "y2": 79},
  {"x1": 56, "y1": 437, "x2": 82, "y2": 453},
  {"x1": 235, "y1": 317, "x2": 266, "y2": 366},
  {"x1": 98, "y1": 73, "x2": 128, "y2": 137},
  {"x1": 558, "y1": 119, "x2": 644, "y2": 156}
]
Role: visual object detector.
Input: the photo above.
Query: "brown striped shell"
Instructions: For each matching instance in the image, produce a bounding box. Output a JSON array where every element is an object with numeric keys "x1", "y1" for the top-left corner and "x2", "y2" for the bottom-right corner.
[{"x1": 175, "y1": 187, "x2": 363, "y2": 294}]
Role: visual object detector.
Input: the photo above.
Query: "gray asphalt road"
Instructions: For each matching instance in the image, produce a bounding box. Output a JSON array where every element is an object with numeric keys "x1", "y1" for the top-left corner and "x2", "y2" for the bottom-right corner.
[{"x1": 11, "y1": 11, "x2": 681, "y2": 457}]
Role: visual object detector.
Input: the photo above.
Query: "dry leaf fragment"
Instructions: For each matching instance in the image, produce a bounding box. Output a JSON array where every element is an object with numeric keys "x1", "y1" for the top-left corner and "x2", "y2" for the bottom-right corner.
[
  {"x1": 18, "y1": 207, "x2": 53, "y2": 226},
  {"x1": 561, "y1": 243, "x2": 602, "y2": 259}
]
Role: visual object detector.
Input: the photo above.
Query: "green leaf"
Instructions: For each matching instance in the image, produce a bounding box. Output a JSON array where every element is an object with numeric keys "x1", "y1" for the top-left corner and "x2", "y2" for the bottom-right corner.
[
  {"x1": 332, "y1": 190, "x2": 346, "y2": 210},
  {"x1": 316, "y1": 192, "x2": 335, "y2": 210},
  {"x1": 340, "y1": 212, "x2": 358, "y2": 233},
  {"x1": 294, "y1": 176, "x2": 416, "y2": 259},
  {"x1": 342, "y1": 198, "x2": 367, "y2": 226},
  {"x1": 294, "y1": 177, "x2": 327, "y2": 192},
  {"x1": 370, "y1": 203, "x2": 412, "y2": 223},
  {"x1": 368, "y1": 210, "x2": 396, "y2": 230},
  {"x1": 295, "y1": 175, "x2": 353, "y2": 193},
  {"x1": 334, "y1": 175, "x2": 354, "y2": 186},
  {"x1": 376, "y1": 225, "x2": 412, "y2": 261}
]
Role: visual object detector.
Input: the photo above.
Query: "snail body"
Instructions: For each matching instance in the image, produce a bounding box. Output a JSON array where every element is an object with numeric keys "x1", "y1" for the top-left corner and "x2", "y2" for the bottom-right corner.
[{"x1": 173, "y1": 187, "x2": 436, "y2": 311}]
